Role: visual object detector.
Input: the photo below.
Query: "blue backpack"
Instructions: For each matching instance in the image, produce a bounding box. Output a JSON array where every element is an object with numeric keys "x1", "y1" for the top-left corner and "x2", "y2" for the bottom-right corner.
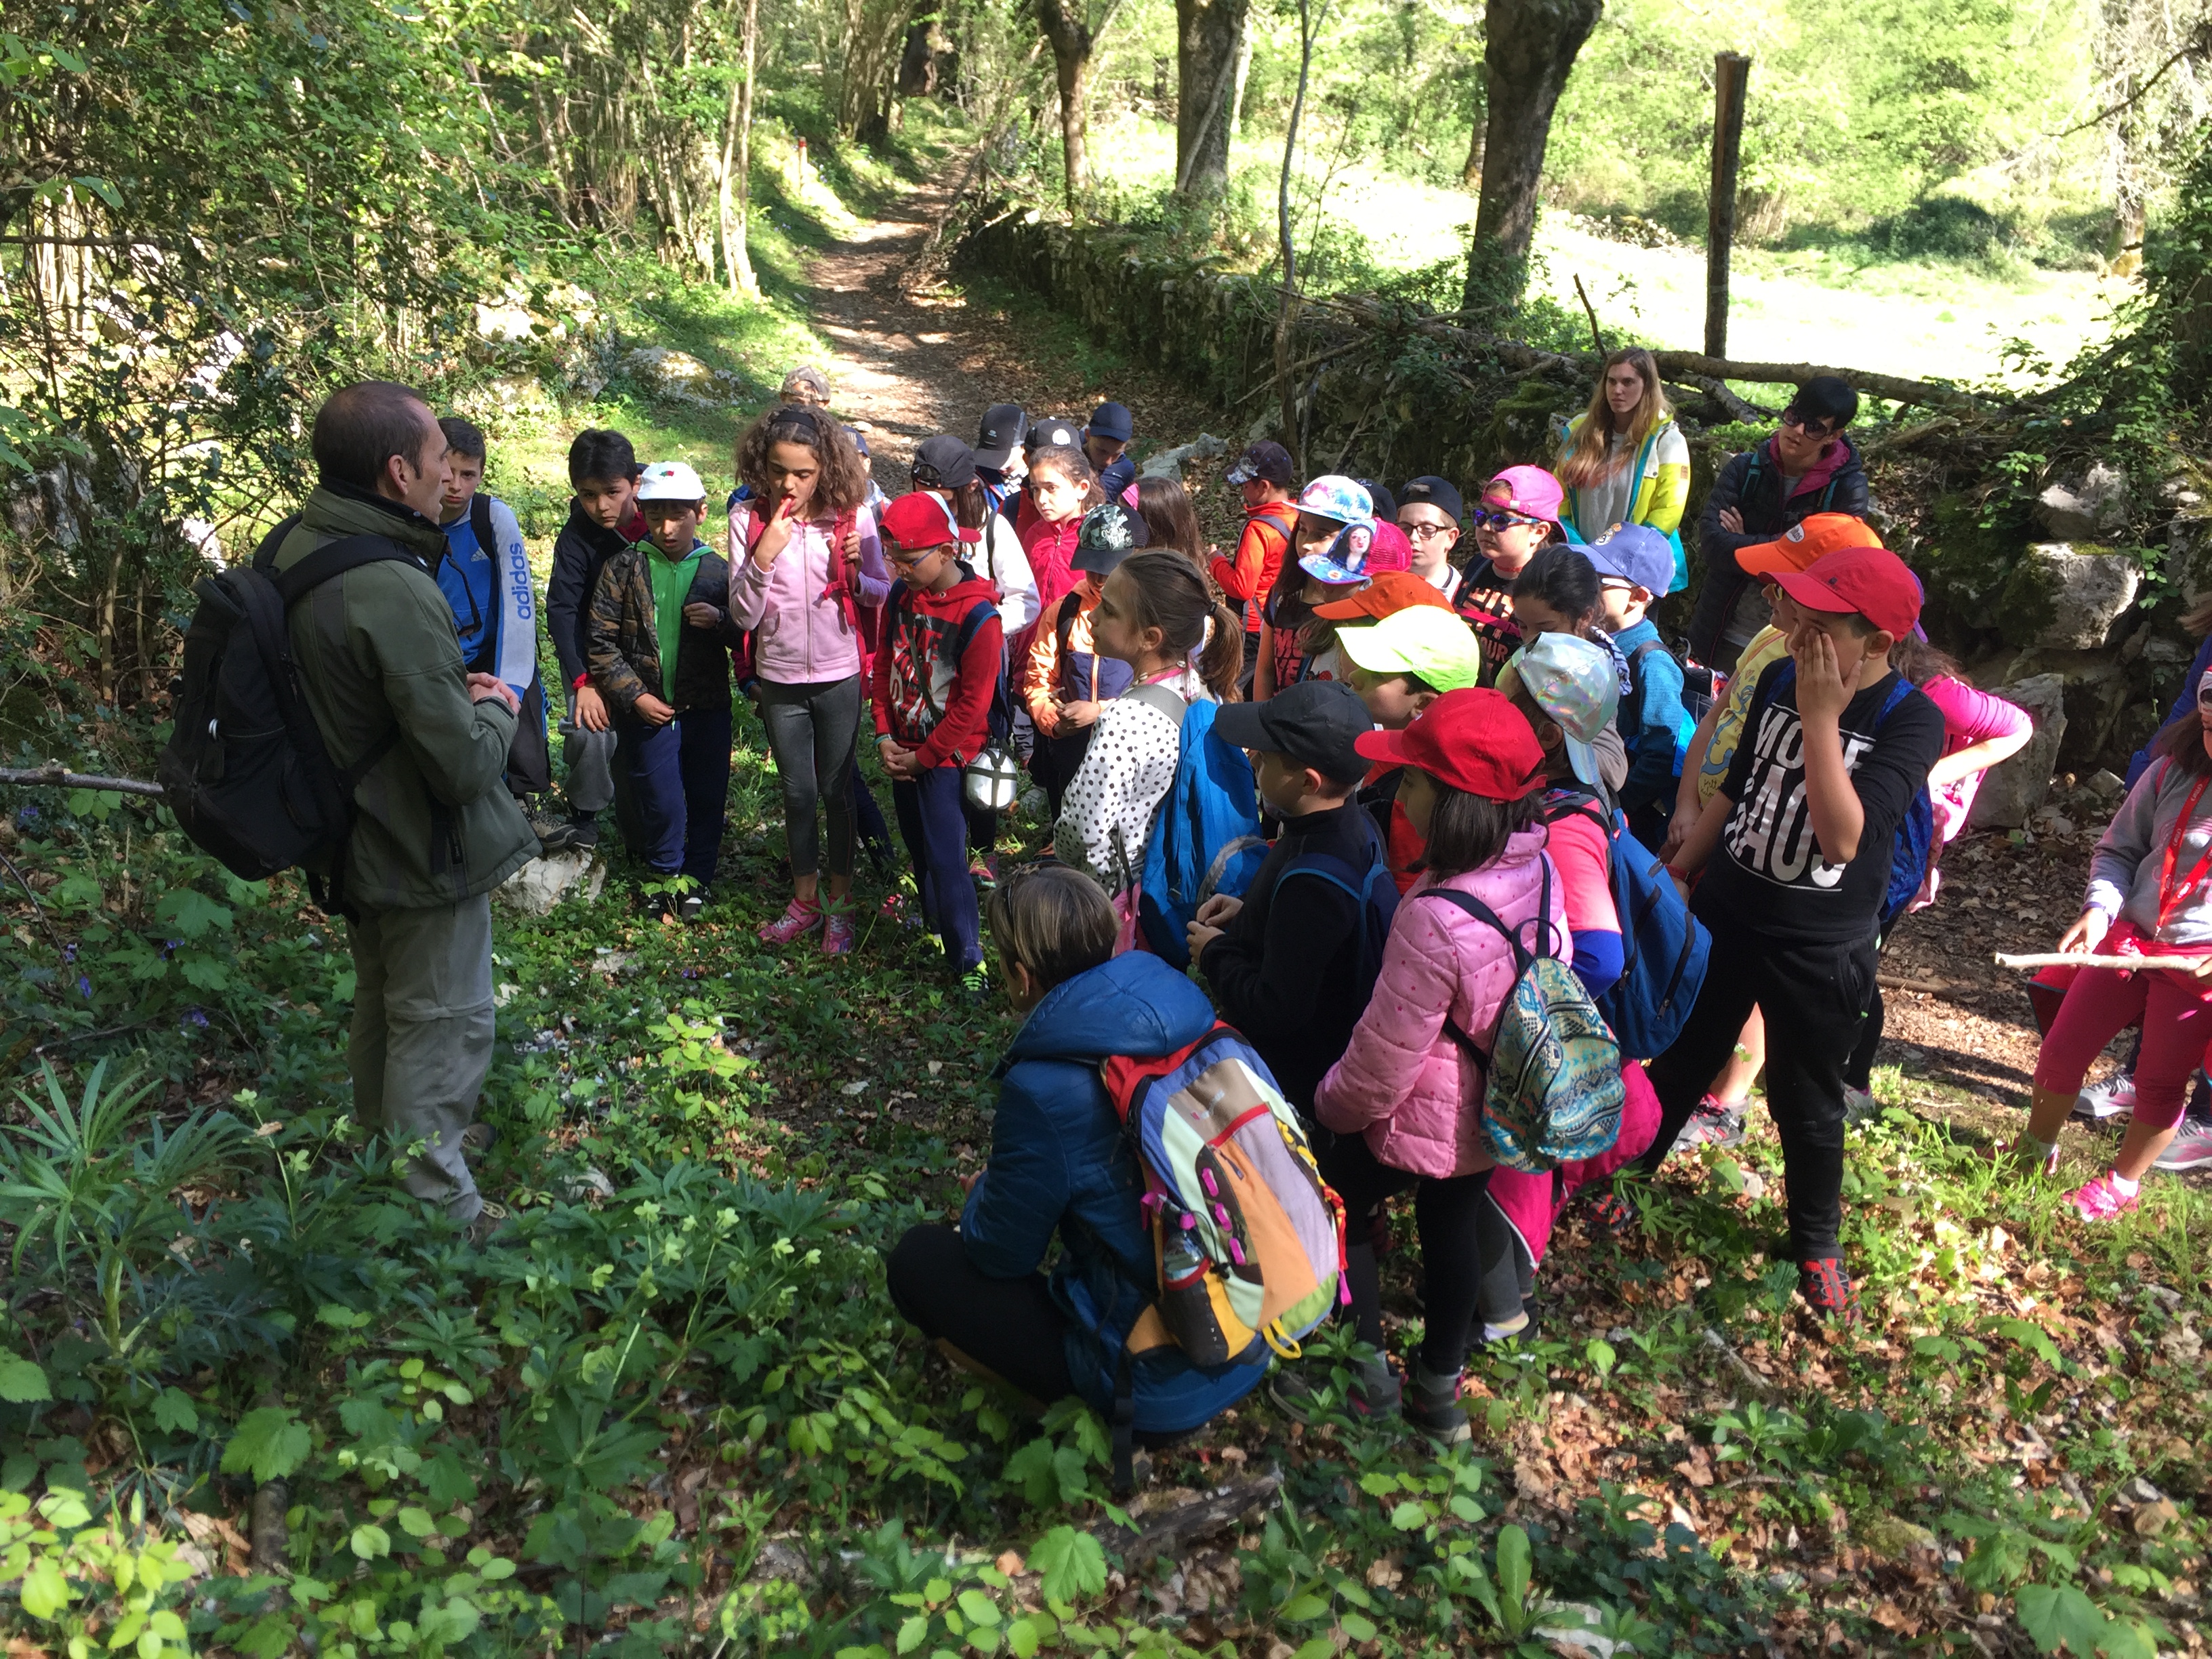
[
  {"x1": 1770, "y1": 663, "x2": 1936, "y2": 924},
  {"x1": 1275, "y1": 820, "x2": 1400, "y2": 1000},
  {"x1": 1546, "y1": 790, "x2": 1711, "y2": 1061},
  {"x1": 1125, "y1": 685, "x2": 1269, "y2": 968}
]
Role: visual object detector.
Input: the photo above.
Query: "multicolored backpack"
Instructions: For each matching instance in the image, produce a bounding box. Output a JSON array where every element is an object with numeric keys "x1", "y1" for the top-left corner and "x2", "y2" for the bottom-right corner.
[
  {"x1": 1423, "y1": 863, "x2": 1626, "y2": 1172},
  {"x1": 1102, "y1": 1024, "x2": 1347, "y2": 1370}
]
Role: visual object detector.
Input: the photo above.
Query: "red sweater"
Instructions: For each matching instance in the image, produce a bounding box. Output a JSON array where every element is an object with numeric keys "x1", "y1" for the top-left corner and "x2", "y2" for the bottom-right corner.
[{"x1": 870, "y1": 571, "x2": 1004, "y2": 771}]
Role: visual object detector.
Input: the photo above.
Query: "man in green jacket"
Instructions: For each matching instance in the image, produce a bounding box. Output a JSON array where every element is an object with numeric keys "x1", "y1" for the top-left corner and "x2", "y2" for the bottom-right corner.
[{"x1": 274, "y1": 380, "x2": 538, "y2": 1235}]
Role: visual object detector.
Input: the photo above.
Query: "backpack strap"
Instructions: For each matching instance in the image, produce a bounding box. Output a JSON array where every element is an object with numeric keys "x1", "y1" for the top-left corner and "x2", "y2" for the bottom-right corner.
[
  {"x1": 266, "y1": 532, "x2": 422, "y2": 794},
  {"x1": 1124, "y1": 680, "x2": 1189, "y2": 728},
  {"x1": 269, "y1": 532, "x2": 421, "y2": 609},
  {"x1": 250, "y1": 513, "x2": 304, "y2": 574},
  {"x1": 470, "y1": 491, "x2": 494, "y2": 560}
]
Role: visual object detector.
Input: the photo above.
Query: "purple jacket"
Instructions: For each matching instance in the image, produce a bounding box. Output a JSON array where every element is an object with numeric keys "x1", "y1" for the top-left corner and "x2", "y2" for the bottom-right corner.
[
  {"x1": 727, "y1": 501, "x2": 889, "y2": 684},
  {"x1": 1314, "y1": 827, "x2": 1569, "y2": 1179}
]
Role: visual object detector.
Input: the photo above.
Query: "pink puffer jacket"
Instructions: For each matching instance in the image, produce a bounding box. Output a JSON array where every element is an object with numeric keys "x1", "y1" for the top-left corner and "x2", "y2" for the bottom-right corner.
[{"x1": 1313, "y1": 827, "x2": 1570, "y2": 1179}]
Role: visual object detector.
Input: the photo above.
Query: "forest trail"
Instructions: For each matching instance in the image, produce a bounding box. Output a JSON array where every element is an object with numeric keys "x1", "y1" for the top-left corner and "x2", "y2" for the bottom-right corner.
[{"x1": 794, "y1": 177, "x2": 1226, "y2": 501}]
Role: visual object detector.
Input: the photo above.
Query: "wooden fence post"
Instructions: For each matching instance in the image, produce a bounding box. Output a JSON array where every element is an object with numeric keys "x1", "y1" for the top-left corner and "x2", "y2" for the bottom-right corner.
[{"x1": 1705, "y1": 52, "x2": 1750, "y2": 361}]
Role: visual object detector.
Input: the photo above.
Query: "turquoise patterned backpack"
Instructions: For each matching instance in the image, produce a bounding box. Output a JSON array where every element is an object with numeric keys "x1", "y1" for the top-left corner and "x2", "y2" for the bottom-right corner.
[{"x1": 1423, "y1": 861, "x2": 1626, "y2": 1172}]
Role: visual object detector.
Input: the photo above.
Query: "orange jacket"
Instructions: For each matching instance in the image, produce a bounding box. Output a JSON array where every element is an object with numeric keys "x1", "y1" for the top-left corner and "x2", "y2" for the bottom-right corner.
[{"x1": 1210, "y1": 499, "x2": 1298, "y2": 633}]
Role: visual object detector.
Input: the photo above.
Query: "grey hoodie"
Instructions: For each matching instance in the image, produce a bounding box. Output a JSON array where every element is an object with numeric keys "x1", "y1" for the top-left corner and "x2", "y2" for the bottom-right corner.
[{"x1": 2085, "y1": 756, "x2": 2212, "y2": 945}]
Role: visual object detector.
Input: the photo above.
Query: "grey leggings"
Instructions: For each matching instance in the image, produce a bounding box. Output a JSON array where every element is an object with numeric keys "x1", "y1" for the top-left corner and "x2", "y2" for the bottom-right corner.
[{"x1": 756, "y1": 675, "x2": 859, "y2": 879}]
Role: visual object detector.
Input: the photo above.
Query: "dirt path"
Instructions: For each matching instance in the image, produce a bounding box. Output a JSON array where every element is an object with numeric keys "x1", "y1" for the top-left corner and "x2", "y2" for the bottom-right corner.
[{"x1": 798, "y1": 184, "x2": 1234, "y2": 518}]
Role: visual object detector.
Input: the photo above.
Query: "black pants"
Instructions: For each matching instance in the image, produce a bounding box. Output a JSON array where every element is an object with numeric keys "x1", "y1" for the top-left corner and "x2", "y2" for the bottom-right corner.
[
  {"x1": 1314, "y1": 1128, "x2": 1490, "y2": 1379},
  {"x1": 886, "y1": 1225, "x2": 1191, "y2": 1446},
  {"x1": 886, "y1": 1224, "x2": 1075, "y2": 1404},
  {"x1": 1238, "y1": 630, "x2": 1261, "y2": 699},
  {"x1": 1637, "y1": 912, "x2": 1877, "y2": 1261},
  {"x1": 1842, "y1": 902, "x2": 1911, "y2": 1092},
  {"x1": 1475, "y1": 1190, "x2": 1536, "y2": 1329}
]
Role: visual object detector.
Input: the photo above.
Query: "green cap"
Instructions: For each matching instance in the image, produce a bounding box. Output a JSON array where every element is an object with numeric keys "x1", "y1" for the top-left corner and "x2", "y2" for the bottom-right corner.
[{"x1": 1336, "y1": 605, "x2": 1483, "y2": 693}]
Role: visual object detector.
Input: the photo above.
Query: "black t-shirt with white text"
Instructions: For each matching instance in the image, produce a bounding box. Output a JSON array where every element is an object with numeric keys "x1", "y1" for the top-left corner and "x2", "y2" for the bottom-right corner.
[{"x1": 1697, "y1": 660, "x2": 1945, "y2": 943}]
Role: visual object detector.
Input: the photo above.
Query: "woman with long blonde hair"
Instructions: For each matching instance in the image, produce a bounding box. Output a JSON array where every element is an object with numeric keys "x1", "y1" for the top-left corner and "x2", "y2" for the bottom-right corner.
[{"x1": 1555, "y1": 348, "x2": 1690, "y2": 592}]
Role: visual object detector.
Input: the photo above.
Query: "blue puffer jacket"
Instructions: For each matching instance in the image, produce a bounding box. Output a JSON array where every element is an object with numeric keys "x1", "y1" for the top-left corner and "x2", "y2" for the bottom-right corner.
[{"x1": 960, "y1": 952, "x2": 1267, "y2": 1432}]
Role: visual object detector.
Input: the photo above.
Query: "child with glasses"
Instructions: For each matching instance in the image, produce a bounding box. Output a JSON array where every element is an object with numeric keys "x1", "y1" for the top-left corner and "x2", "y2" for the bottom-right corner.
[{"x1": 1455, "y1": 466, "x2": 1570, "y2": 687}]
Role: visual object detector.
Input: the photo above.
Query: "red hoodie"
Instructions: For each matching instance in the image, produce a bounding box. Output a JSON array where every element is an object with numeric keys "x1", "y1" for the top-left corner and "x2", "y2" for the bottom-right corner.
[
  {"x1": 1018, "y1": 509, "x2": 1085, "y2": 646},
  {"x1": 871, "y1": 568, "x2": 1004, "y2": 771}
]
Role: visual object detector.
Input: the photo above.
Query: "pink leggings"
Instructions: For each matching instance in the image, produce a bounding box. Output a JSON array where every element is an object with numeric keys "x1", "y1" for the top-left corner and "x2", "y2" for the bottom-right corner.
[{"x1": 2032, "y1": 965, "x2": 2212, "y2": 1131}]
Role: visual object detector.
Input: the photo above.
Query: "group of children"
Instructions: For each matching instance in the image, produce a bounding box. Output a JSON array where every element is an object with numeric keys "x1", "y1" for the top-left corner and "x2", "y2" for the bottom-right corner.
[{"x1": 432, "y1": 368, "x2": 2212, "y2": 1454}]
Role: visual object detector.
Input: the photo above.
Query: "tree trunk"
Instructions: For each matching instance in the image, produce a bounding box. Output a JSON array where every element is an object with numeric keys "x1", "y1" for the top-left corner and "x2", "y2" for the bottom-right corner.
[
  {"x1": 720, "y1": 0, "x2": 760, "y2": 295},
  {"x1": 1274, "y1": 0, "x2": 1313, "y2": 471},
  {"x1": 1461, "y1": 0, "x2": 1603, "y2": 314},
  {"x1": 1229, "y1": 18, "x2": 1253, "y2": 134},
  {"x1": 1037, "y1": 0, "x2": 1093, "y2": 208},
  {"x1": 1174, "y1": 0, "x2": 1247, "y2": 195}
]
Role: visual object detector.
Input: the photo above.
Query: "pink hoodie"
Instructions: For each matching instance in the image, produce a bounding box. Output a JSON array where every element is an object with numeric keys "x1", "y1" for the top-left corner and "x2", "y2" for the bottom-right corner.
[
  {"x1": 1313, "y1": 827, "x2": 1569, "y2": 1179},
  {"x1": 727, "y1": 501, "x2": 889, "y2": 685}
]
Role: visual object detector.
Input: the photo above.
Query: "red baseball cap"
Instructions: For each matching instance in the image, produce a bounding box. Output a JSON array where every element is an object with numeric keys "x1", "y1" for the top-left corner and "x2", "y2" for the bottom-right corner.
[
  {"x1": 1770, "y1": 545, "x2": 1923, "y2": 638},
  {"x1": 879, "y1": 490, "x2": 979, "y2": 552},
  {"x1": 1738, "y1": 512, "x2": 1882, "y2": 577},
  {"x1": 1353, "y1": 688, "x2": 1547, "y2": 801},
  {"x1": 1313, "y1": 569, "x2": 1454, "y2": 621}
]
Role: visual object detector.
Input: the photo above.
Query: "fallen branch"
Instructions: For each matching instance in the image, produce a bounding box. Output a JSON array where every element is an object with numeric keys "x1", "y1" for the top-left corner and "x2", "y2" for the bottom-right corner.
[
  {"x1": 1290, "y1": 292, "x2": 1980, "y2": 412},
  {"x1": 1700, "y1": 1327, "x2": 1782, "y2": 1401},
  {"x1": 0, "y1": 765, "x2": 165, "y2": 798},
  {"x1": 1994, "y1": 952, "x2": 2209, "y2": 972},
  {"x1": 1091, "y1": 1471, "x2": 1281, "y2": 1570}
]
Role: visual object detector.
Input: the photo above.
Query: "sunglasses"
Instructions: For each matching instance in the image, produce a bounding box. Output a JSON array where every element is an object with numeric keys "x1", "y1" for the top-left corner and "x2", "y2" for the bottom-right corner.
[
  {"x1": 1780, "y1": 409, "x2": 1839, "y2": 436},
  {"x1": 1473, "y1": 510, "x2": 1547, "y2": 533}
]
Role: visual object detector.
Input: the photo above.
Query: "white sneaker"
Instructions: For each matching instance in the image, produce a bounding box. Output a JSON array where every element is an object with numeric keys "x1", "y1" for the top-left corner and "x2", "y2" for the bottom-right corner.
[
  {"x1": 1843, "y1": 1086, "x2": 1880, "y2": 1124},
  {"x1": 2074, "y1": 1076, "x2": 2137, "y2": 1122},
  {"x1": 2155, "y1": 1118, "x2": 2212, "y2": 1172}
]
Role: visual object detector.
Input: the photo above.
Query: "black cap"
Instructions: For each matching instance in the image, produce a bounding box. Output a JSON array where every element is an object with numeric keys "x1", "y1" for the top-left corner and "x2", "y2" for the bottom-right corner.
[
  {"x1": 1399, "y1": 476, "x2": 1465, "y2": 525},
  {"x1": 1026, "y1": 417, "x2": 1082, "y2": 453},
  {"x1": 1357, "y1": 479, "x2": 1397, "y2": 523},
  {"x1": 1070, "y1": 503, "x2": 1150, "y2": 574},
  {"x1": 1086, "y1": 401, "x2": 1134, "y2": 443},
  {"x1": 975, "y1": 403, "x2": 1028, "y2": 469},
  {"x1": 1210, "y1": 679, "x2": 1374, "y2": 790},
  {"x1": 911, "y1": 434, "x2": 977, "y2": 489},
  {"x1": 1225, "y1": 441, "x2": 1296, "y2": 487}
]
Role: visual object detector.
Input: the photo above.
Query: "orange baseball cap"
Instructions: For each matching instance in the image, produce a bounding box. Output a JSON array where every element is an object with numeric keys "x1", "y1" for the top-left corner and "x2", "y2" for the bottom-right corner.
[
  {"x1": 1737, "y1": 512, "x2": 1881, "y2": 578},
  {"x1": 1313, "y1": 570, "x2": 1455, "y2": 621}
]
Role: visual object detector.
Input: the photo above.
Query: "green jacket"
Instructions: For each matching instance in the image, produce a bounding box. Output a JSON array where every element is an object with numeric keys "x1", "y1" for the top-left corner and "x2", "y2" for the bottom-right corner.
[{"x1": 273, "y1": 484, "x2": 537, "y2": 909}]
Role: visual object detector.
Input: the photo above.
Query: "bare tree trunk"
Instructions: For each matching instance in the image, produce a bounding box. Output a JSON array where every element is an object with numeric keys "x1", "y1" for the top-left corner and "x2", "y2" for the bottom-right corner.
[
  {"x1": 720, "y1": 0, "x2": 760, "y2": 294},
  {"x1": 1229, "y1": 18, "x2": 1253, "y2": 134},
  {"x1": 1037, "y1": 0, "x2": 1094, "y2": 208},
  {"x1": 1274, "y1": 0, "x2": 1314, "y2": 471},
  {"x1": 1174, "y1": 0, "x2": 1247, "y2": 195},
  {"x1": 1461, "y1": 0, "x2": 1603, "y2": 314}
]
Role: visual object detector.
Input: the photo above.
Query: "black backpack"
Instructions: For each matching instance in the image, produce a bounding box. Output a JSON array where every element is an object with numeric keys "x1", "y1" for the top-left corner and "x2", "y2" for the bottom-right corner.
[{"x1": 158, "y1": 516, "x2": 413, "y2": 907}]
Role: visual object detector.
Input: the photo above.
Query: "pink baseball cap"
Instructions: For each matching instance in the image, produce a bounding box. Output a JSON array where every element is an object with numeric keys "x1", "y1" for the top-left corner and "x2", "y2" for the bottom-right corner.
[
  {"x1": 1483, "y1": 465, "x2": 1565, "y2": 524},
  {"x1": 1366, "y1": 520, "x2": 1414, "y2": 574}
]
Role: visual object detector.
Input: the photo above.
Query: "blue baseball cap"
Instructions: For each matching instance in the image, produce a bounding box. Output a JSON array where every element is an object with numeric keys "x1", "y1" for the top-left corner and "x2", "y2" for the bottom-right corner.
[
  {"x1": 1582, "y1": 523, "x2": 1674, "y2": 596},
  {"x1": 1086, "y1": 402, "x2": 1134, "y2": 443}
]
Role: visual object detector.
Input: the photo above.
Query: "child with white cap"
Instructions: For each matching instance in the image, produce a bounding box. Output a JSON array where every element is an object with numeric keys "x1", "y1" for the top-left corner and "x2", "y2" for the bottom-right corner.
[{"x1": 584, "y1": 460, "x2": 743, "y2": 921}]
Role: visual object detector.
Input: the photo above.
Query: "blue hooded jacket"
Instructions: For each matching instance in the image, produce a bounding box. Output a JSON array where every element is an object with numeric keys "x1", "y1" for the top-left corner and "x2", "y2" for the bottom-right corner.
[{"x1": 960, "y1": 952, "x2": 1267, "y2": 1432}]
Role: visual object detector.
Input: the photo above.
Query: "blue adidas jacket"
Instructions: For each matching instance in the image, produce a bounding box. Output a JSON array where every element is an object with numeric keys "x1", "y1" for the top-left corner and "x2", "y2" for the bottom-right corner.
[{"x1": 960, "y1": 952, "x2": 1267, "y2": 1432}]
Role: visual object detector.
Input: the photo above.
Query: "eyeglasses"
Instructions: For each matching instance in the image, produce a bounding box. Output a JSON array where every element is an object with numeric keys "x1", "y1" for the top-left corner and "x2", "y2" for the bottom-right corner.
[
  {"x1": 1473, "y1": 510, "x2": 1546, "y2": 533},
  {"x1": 886, "y1": 548, "x2": 943, "y2": 569},
  {"x1": 1399, "y1": 520, "x2": 1458, "y2": 541},
  {"x1": 1598, "y1": 577, "x2": 1635, "y2": 592},
  {"x1": 1780, "y1": 409, "x2": 1837, "y2": 437}
]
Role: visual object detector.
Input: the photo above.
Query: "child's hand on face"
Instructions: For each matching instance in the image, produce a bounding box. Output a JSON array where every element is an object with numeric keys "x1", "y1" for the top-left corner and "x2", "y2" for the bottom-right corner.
[
  {"x1": 753, "y1": 491, "x2": 803, "y2": 567},
  {"x1": 1790, "y1": 626, "x2": 1856, "y2": 724},
  {"x1": 682, "y1": 602, "x2": 722, "y2": 629}
]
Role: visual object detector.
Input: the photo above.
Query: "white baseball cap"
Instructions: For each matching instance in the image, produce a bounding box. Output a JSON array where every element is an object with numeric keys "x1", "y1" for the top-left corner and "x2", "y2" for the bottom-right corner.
[{"x1": 636, "y1": 460, "x2": 707, "y2": 502}]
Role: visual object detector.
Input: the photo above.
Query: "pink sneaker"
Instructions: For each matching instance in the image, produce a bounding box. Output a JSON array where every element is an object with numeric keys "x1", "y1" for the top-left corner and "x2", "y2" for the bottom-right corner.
[
  {"x1": 758, "y1": 897, "x2": 823, "y2": 944},
  {"x1": 2068, "y1": 1171, "x2": 2140, "y2": 1222},
  {"x1": 820, "y1": 908, "x2": 858, "y2": 956}
]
